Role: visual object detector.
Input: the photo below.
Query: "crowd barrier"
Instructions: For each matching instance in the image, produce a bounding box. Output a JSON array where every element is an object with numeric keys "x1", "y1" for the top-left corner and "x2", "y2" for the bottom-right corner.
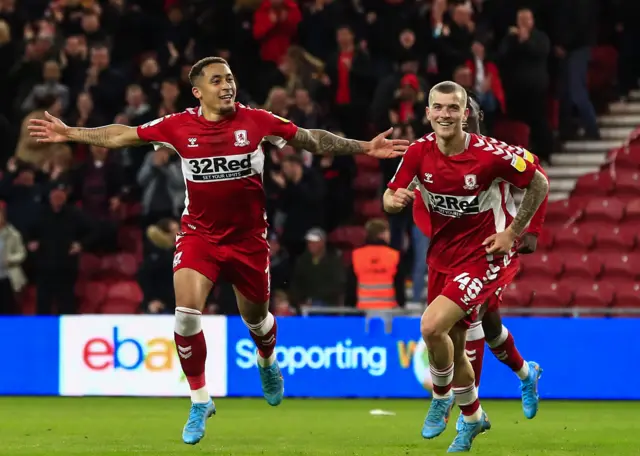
[{"x1": 0, "y1": 315, "x2": 636, "y2": 399}]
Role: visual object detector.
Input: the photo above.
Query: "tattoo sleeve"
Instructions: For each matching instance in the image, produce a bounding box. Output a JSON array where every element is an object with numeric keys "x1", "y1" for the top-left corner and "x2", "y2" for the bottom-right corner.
[
  {"x1": 68, "y1": 125, "x2": 145, "y2": 149},
  {"x1": 509, "y1": 170, "x2": 549, "y2": 236},
  {"x1": 288, "y1": 128, "x2": 367, "y2": 155}
]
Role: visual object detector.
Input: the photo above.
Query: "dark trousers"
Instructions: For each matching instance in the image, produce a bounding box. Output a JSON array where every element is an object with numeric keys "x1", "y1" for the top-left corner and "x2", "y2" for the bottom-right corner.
[
  {"x1": 0, "y1": 278, "x2": 15, "y2": 314},
  {"x1": 618, "y1": 28, "x2": 640, "y2": 94},
  {"x1": 506, "y1": 88, "x2": 554, "y2": 162},
  {"x1": 558, "y1": 47, "x2": 600, "y2": 137},
  {"x1": 36, "y1": 271, "x2": 76, "y2": 315}
]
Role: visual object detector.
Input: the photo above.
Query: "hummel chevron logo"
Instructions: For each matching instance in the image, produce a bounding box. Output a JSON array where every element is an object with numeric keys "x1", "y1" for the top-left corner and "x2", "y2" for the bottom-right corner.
[
  {"x1": 178, "y1": 345, "x2": 192, "y2": 360},
  {"x1": 262, "y1": 334, "x2": 276, "y2": 346}
]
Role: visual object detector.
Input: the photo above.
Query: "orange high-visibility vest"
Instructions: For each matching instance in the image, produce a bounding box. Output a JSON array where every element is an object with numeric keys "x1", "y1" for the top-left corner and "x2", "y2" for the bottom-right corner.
[{"x1": 352, "y1": 244, "x2": 400, "y2": 310}]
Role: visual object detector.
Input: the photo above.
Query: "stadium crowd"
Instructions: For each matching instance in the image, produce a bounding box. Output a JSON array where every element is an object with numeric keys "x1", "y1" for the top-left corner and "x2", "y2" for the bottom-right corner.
[{"x1": 0, "y1": 0, "x2": 635, "y2": 316}]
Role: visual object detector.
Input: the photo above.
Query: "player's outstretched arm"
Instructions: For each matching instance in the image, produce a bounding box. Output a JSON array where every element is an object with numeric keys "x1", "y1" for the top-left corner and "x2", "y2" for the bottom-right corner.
[
  {"x1": 288, "y1": 127, "x2": 408, "y2": 158},
  {"x1": 28, "y1": 111, "x2": 145, "y2": 149}
]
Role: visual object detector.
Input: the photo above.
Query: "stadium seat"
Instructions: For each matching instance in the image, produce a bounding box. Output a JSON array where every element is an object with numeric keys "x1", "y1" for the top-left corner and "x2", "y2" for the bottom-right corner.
[
  {"x1": 492, "y1": 119, "x2": 530, "y2": 148},
  {"x1": 352, "y1": 172, "x2": 382, "y2": 195},
  {"x1": 624, "y1": 199, "x2": 640, "y2": 223},
  {"x1": 76, "y1": 281, "x2": 108, "y2": 314},
  {"x1": 572, "y1": 282, "x2": 615, "y2": 309},
  {"x1": 519, "y1": 253, "x2": 562, "y2": 280},
  {"x1": 354, "y1": 154, "x2": 379, "y2": 171},
  {"x1": 529, "y1": 282, "x2": 573, "y2": 310},
  {"x1": 580, "y1": 198, "x2": 625, "y2": 226},
  {"x1": 102, "y1": 281, "x2": 143, "y2": 314},
  {"x1": 601, "y1": 253, "x2": 640, "y2": 285},
  {"x1": 341, "y1": 249, "x2": 353, "y2": 267},
  {"x1": 552, "y1": 226, "x2": 594, "y2": 252},
  {"x1": 78, "y1": 253, "x2": 102, "y2": 279},
  {"x1": 118, "y1": 227, "x2": 143, "y2": 253},
  {"x1": 536, "y1": 229, "x2": 554, "y2": 251},
  {"x1": 328, "y1": 226, "x2": 367, "y2": 249},
  {"x1": 544, "y1": 199, "x2": 583, "y2": 228},
  {"x1": 613, "y1": 283, "x2": 640, "y2": 310},
  {"x1": 502, "y1": 281, "x2": 535, "y2": 308},
  {"x1": 354, "y1": 199, "x2": 385, "y2": 222},
  {"x1": 561, "y1": 253, "x2": 603, "y2": 280},
  {"x1": 593, "y1": 225, "x2": 636, "y2": 252},
  {"x1": 111, "y1": 253, "x2": 138, "y2": 279},
  {"x1": 613, "y1": 144, "x2": 640, "y2": 169},
  {"x1": 572, "y1": 170, "x2": 614, "y2": 198},
  {"x1": 101, "y1": 299, "x2": 142, "y2": 314},
  {"x1": 612, "y1": 170, "x2": 640, "y2": 202},
  {"x1": 17, "y1": 285, "x2": 36, "y2": 315}
]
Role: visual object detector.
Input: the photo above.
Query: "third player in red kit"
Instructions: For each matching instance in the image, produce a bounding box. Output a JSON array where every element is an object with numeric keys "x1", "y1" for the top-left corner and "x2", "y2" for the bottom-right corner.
[
  {"x1": 29, "y1": 57, "x2": 408, "y2": 446},
  {"x1": 384, "y1": 81, "x2": 548, "y2": 452}
]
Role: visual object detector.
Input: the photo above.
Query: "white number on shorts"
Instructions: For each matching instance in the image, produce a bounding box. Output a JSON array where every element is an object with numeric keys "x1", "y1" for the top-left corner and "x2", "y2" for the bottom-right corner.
[
  {"x1": 453, "y1": 272, "x2": 484, "y2": 301},
  {"x1": 173, "y1": 251, "x2": 183, "y2": 268}
]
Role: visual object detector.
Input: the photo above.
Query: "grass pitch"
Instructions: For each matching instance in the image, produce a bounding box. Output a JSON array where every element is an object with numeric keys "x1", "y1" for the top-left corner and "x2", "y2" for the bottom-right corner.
[{"x1": 0, "y1": 397, "x2": 637, "y2": 455}]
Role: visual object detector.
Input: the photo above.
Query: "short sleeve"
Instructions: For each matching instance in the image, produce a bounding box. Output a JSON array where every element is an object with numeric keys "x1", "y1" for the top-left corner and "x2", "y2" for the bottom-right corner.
[
  {"x1": 136, "y1": 114, "x2": 177, "y2": 145},
  {"x1": 252, "y1": 109, "x2": 299, "y2": 148},
  {"x1": 489, "y1": 144, "x2": 538, "y2": 189},
  {"x1": 387, "y1": 142, "x2": 422, "y2": 191}
]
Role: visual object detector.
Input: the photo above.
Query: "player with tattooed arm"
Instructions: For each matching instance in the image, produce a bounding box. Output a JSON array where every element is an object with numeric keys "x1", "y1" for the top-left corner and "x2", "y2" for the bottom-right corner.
[
  {"x1": 29, "y1": 57, "x2": 408, "y2": 446},
  {"x1": 383, "y1": 81, "x2": 548, "y2": 452}
]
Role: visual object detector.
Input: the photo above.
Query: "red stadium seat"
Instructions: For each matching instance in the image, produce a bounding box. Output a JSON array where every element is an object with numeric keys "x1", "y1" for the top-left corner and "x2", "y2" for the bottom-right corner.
[
  {"x1": 502, "y1": 281, "x2": 534, "y2": 308},
  {"x1": 613, "y1": 144, "x2": 640, "y2": 169},
  {"x1": 492, "y1": 119, "x2": 530, "y2": 148},
  {"x1": 544, "y1": 200, "x2": 583, "y2": 227},
  {"x1": 354, "y1": 154, "x2": 380, "y2": 171},
  {"x1": 601, "y1": 253, "x2": 640, "y2": 285},
  {"x1": 593, "y1": 225, "x2": 637, "y2": 252},
  {"x1": 101, "y1": 299, "x2": 142, "y2": 314},
  {"x1": 519, "y1": 253, "x2": 562, "y2": 280},
  {"x1": 581, "y1": 198, "x2": 625, "y2": 225},
  {"x1": 105, "y1": 280, "x2": 143, "y2": 304},
  {"x1": 354, "y1": 199, "x2": 385, "y2": 222},
  {"x1": 536, "y1": 229, "x2": 554, "y2": 251},
  {"x1": 553, "y1": 226, "x2": 594, "y2": 252},
  {"x1": 572, "y1": 170, "x2": 614, "y2": 198},
  {"x1": 111, "y1": 253, "x2": 138, "y2": 279},
  {"x1": 613, "y1": 170, "x2": 640, "y2": 202},
  {"x1": 624, "y1": 199, "x2": 640, "y2": 223},
  {"x1": 529, "y1": 281, "x2": 573, "y2": 309},
  {"x1": 328, "y1": 226, "x2": 367, "y2": 249},
  {"x1": 561, "y1": 253, "x2": 603, "y2": 280},
  {"x1": 76, "y1": 281, "x2": 108, "y2": 314},
  {"x1": 572, "y1": 282, "x2": 615, "y2": 309},
  {"x1": 352, "y1": 172, "x2": 382, "y2": 195},
  {"x1": 613, "y1": 283, "x2": 640, "y2": 309},
  {"x1": 118, "y1": 227, "x2": 143, "y2": 253},
  {"x1": 78, "y1": 253, "x2": 102, "y2": 279}
]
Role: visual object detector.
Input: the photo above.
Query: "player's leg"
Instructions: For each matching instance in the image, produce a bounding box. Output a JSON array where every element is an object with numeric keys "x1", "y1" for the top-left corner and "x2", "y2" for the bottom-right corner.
[
  {"x1": 455, "y1": 316, "x2": 486, "y2": 433},
  {"x1": 172, "y1": 235, "x2": 219, "y2": 444},
  {"x1": 483, "y1": 308, "x2": 542, "y2": 419},
  {"x1": 419, "y1": 295, "x2": 464, "y2": 439},
  {"x1": 227, "y1": 235, "x2": 283, "y2": 406}
]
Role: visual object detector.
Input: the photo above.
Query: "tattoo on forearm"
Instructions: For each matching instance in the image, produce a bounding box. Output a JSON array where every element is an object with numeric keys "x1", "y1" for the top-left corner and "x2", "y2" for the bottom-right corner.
[
  {"x1": 289, "y1": 128, "x2": 365, "y2": 155},
  {"x1": 511, "y1": 170, "x2": 549, "y2": 236},
  {"x1": 70, "y1": 125, "x2": 143, "y2": 148}
]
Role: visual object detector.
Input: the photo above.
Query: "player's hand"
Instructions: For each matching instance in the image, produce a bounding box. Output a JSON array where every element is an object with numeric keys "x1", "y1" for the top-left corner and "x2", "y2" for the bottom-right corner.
[
  {"x1": 366, "y1": 128, "x2": 409, "y2": 159},
  {"x1": 389, "y1": 188, "x2": 415, "y2": 209},
  {"x1": 28, "y1": 111, "x2": 71, "y2": 143},
  {"x1": 516, "y1": 232, "x2": 538, "y2": 254},
  {"x1": 483, "y1": 227, "x2": 517, "y2": 255}
]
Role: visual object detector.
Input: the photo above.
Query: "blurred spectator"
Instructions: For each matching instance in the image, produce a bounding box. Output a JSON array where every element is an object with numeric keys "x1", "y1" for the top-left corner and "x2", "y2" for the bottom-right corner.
[
  {"x1": 433, "y1": 1, "x2": 475, "y2": 80},
  {"x1": 0, "y1": 200, "x2": 27, "y2": 314},
  {"x1": 138, "y1": 56, "x2": 162, "y2": 107},
  {"x1": 388, "y1": 73, "x2": 428, "y2": 137},
  {"x1": 325, "y1": 25, "x2": 374, "y2": 139},
  {"x1": 298, "y1": 0, "x2": 343, "y2": 62},
  {"x1": 137, "y1": 147, "x2": 185, "y2": 227},
  {"x1": 271, "y1": 154, "x2": 325, "y2": 258},
  {"x1": 499, "y1": 8, "x2": 553, "y2": 161},
  {"x1": 553, "y1": 0, "x2": 601, "y2": 140},
  {"x1": 465, "y1": 39, "x2": 505, "y2": 133},
  {"x1": 253, "y1": 0, "x2": 302, "y2": 65},
  {"x1": 140, "y1": 218, "x2": 178, "y2": 314},
  {"x1": 0, "y1": 159, "x2": 43, "y2": 236},
  {"x1": 348, "y1": 218, "x2": 404, "y2": 309},
  {"x1": 268, "y1": 231, "x2": 291, "y2": 293},
  {"x1": 0, "y1": 19, "x2": 17, "y2": 116},
  {"x1": 289, "y1": 87, "x2": 324, "y2": 130},
  {"x1": 84, "y1": 43, "x2": 126, "y2": 120},
  {"x1": 67, "y1": 91, "x2": 106, "y2": 129},
  {"x1": 158, "y1": 78, "x2": 181, "y2": 116},
  {"x1": 60, "y1": 35, "x2": 89, "y2": 98},
  {"x1": 14, "y1": 95, "x2": 64, "y2": 169},
  {"x1": 271, "y1": 289, "x2": 295, "y2": 316},
  {"x1": 616, "y1": 1, "x2": 640, "y2": 98},
  {"x1": 313, "y1": 152, "x2": 355, "y2": 233},
  {"x1": 263, "y1": 86, "x2": 289, "y2": 118},
  {"x1": 42, "y1": 145, "x2": 73, "y2": 187},
  {"x1": 123, "y1": 84, "x2": 153, "y2": 126},
  {"x1": 28, "y1": 184, "x2": 94, "y2": 315},
  {"x1": 69, "y1": 145, "x2": 124, "y2": 252},
  {"x1": 289, "y1": 228, "x2": 345, "y2": 308},
  {"x1": 21, "y1": 60, "x2": 69, "y2": 115}
]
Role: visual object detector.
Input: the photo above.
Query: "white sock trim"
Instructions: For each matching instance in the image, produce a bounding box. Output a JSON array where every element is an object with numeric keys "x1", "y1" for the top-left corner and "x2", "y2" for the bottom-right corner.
[
  {"x1": 466, "y1": 322, "x2": 485, "y2": 342},
  {"x1": 175, "y1": 307, "x2": 202, "y2": 337},
  {"x1": 516, "y1": 361, "x2": 530, "y2": 380},
  {"x1": 257, "y1": 351, "x2": 276, "y2": 368},
  {"x1": 487, "y1": 325, "x2": 509, "y2": 348},
  {"x1": 190, "y1": 387, "x2": 210, "y2": 404},
  {"x1": 243, "y1": 313, "x2": 275, "y2": 336}
]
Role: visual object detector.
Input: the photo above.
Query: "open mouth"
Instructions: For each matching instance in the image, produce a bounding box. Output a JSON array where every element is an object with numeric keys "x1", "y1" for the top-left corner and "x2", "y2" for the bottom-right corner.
[
  {"x1": 219, "y1": 94, "x2": 233, "y2": 101},
  {"x1": 438, "y1": 121, "x2": 454, "y2": 127}
]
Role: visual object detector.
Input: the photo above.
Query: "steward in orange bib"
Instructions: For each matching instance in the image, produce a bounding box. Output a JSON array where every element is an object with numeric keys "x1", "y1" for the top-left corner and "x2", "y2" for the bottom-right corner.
[{"x1": 350, "y1": 218, "x2": 404, "y2": 310}]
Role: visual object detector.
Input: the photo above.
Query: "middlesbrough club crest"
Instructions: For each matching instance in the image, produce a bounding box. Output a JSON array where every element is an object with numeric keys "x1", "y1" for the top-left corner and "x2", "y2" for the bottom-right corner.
[
  {"x1": 233, "y1": 130, "x2": 250, "y2": 147},
  {"x1": 463, "y1": 174, "x2": 479, "y2": 190}
]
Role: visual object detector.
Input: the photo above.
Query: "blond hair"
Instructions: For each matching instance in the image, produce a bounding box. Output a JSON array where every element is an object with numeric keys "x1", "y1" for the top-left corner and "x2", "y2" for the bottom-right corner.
[{"x1": 428, "y1": 81, "x2": 468, "y2": 108}]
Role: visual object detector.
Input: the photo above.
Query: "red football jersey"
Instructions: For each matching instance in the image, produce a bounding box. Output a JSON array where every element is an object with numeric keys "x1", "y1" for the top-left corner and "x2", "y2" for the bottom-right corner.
[
  {"x1": 136, "y1": 103, "x2": 298, "y2": 242},
  {"x1": 388, "y1": 132, "x2": 538, "y2": 273}
]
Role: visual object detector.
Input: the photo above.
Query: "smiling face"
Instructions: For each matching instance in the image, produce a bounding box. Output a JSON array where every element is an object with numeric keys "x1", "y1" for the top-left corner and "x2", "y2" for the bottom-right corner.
[
  {"x1": 426, "y1": 85, "x2": 468, "y2": 141},
  {"x1": 191, "y1": 62, "x2": 236, "y2": 116}
]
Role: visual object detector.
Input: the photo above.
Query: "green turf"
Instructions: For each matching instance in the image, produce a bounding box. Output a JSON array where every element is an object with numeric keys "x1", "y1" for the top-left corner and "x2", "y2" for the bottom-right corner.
[{"x1": 0, "y1": 397, "x2": 636, "y2": 455}]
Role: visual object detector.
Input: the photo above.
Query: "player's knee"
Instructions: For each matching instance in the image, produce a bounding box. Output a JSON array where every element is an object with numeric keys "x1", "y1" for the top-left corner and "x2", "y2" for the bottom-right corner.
[{"x1": 420, "y1": 314, "x2": 447, "y2": 342}]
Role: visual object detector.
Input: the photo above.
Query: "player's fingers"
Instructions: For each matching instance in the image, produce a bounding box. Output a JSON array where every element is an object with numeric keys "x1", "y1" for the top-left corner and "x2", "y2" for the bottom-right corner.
[
  {"x1": 35, "y1": 138, "x2": 53, "y2": 143},
  {"x1": 28, "y1": 119, "x2": 49, "y2": 127},
  {"x1": 393, "y1": 139, "x2": 411, "y2": 146},
  {"x1": 388, "y1": 151, "x2": 405, "y2": 158},
  {"x1": 382, "y1": 127, "x2": 393, "y2": 137},
  {"x1": 482, "y1": 234, "x2": 496, "y2": 246}
]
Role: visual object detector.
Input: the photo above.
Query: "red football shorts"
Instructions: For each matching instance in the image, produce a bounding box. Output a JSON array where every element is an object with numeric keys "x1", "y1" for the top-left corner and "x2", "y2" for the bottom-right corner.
[
  {"x1": 427, "y1": 256, "x2": 519, "y2": 328},
  {"x1": 173, "y1": 232, "x2": 270, "y2": 304}
]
